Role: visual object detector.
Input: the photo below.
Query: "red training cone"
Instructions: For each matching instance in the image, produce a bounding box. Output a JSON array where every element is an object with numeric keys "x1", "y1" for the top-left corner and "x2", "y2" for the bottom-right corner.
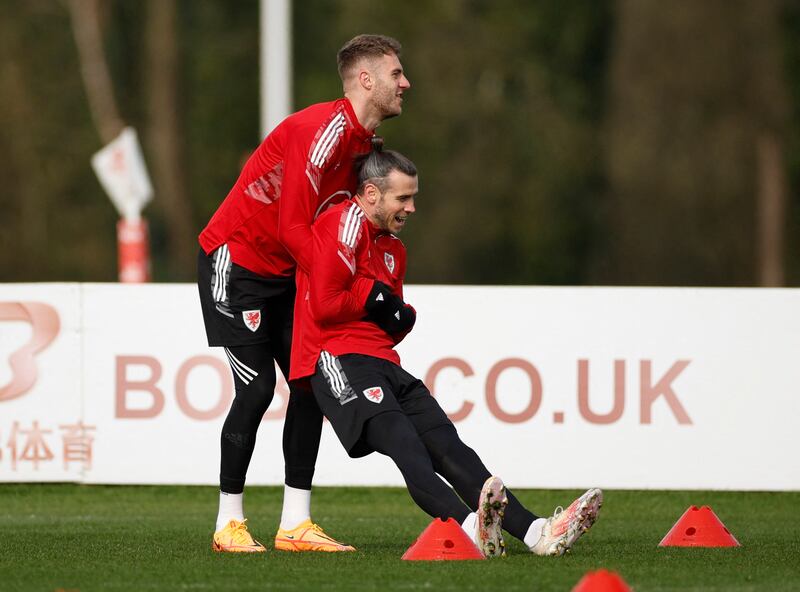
[
  {"x1": 658, "y1": 506, "x2": 740, "y2": 547},
  {"x1": 401, "y1": 518, "x2": 485, "y2": 560},
  {"x1": 572, "y1": 569, "x2": 632, "y2": 592}
]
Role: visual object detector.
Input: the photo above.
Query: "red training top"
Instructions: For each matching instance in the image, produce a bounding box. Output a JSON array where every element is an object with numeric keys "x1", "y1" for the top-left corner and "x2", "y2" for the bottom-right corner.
[
  {"x1": 198, "y1": 98, "x2": 373, "y2": 277},
  {"x1": 290, "y1": 200, "x2": 411, "y2": 380}
]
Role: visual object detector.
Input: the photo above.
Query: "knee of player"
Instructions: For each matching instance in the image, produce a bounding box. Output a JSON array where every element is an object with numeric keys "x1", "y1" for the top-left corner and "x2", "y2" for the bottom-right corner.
[
  {"x1": 231, "y1": 378, "x2": 276, "y2": 414},
  {"x1": 286, "y1": 388, "x2": 320, "y2": 410},
  {"x1": 421, "y1": 424, "x2": 462, "y2": 457}
]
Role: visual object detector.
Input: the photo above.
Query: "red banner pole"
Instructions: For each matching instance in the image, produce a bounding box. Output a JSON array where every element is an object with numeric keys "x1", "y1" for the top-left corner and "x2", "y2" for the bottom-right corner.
[{"x1": 116, "y1": 218, "x2": 151, "y2": 283}]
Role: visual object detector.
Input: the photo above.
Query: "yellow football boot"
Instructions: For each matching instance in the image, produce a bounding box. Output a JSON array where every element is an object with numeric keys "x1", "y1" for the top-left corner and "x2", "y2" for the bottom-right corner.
[
  {"x1": 274, "y1": 519, "x2": 355, "y2": 552},
  {"x1": 212, "y1": 519, "x2": 266, "y2": 553}
]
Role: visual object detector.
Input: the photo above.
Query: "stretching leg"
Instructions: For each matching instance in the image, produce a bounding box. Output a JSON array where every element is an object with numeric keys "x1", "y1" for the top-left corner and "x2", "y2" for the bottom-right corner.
[
  {"x1": 420, "y1": 423, "x2": 538, "y2": 541},
  {"x1": 363, "y1": 412, "x2": 472, "y2": 523}
]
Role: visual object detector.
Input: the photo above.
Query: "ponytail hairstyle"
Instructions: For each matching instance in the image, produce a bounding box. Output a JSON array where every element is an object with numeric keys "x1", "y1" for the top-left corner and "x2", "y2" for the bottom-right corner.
[{"x1": 355, "y1": 136, "x2": 417, "y2": 195}]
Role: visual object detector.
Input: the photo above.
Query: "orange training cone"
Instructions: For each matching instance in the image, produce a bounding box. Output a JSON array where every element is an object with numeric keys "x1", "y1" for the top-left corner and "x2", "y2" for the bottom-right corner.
[
  {"x1": 572, "y1": 569, "x2": 631, "y2": 592},
  {"x1": 658, "y1": 506, "x2": 740, "y2": 547},
  {"x1": 401, "y1": 518, "x2": 485, "y2": 560}
]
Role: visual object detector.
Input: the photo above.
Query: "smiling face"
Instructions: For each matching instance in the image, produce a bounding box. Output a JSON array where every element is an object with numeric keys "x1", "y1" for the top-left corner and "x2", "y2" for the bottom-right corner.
[
  {"x1": 368, "y1": 52, "x2": 411, "y2": 120},
  {"x1": 366, "y1": 170, "x2": 418, "y2": 235}
]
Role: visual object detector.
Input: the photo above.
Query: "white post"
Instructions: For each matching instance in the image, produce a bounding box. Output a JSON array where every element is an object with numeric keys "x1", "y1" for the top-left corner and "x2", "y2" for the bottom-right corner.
[{"x1": 260, "y1": 0, "x2": 292, "y2": 140}]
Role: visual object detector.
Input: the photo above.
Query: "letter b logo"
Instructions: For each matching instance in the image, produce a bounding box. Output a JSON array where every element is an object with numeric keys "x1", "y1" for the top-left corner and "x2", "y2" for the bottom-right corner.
[{"x1": 0, "y1": 302, "x2": 60, "y2": 402}]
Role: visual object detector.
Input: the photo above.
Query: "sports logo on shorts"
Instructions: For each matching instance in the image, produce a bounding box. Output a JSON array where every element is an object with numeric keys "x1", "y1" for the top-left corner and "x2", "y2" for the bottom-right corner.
[
  {"x1": 242, "y1": 310, "x2": 261, "y2": 332},
  {"x1": 384, "y1": 252, "x2": 395, "y2": 274},
  {"x1": 363, "y1": 386, "x2": 384, "y2": 404}
]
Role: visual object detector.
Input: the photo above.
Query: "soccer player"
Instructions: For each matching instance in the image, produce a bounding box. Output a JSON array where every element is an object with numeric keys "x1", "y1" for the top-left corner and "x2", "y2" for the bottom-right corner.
[
  {"x1": 197, "y1": 34, "x2": 410, "y2": 553},
  {"x1": 289, "y1": 147, "x2": 603, "y2": 556}
]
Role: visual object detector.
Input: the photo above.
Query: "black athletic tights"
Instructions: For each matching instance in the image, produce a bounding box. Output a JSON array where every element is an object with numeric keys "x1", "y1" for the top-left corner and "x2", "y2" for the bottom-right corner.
[
  {"x1": 219, "y1": 342, "x2": 322, "y2": 494},
  {"x1": 363, "y1": 412, "x2": 537, "y2": 541}
]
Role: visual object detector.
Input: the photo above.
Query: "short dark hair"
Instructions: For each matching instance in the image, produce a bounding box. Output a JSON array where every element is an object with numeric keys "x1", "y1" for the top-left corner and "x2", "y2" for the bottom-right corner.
[
  {"x1": 337, "y1": 34, "x2": 402, "y2": 80},
  {"x1": 355, "y1": 138, "x2": 417, "y2": 195}
]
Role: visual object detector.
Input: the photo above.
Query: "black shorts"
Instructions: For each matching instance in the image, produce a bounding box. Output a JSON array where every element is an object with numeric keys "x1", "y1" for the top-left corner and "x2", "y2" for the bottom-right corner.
[
  {"x1": 197, "y1": 246, "x2": 295, "y2": 347},
  {"x1": 310, "y1": 352, "x2": 453, "y2": 458}
]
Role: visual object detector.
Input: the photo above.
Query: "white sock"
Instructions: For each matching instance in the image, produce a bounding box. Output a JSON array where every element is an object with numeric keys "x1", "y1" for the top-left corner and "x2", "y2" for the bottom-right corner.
[
  {"x1": 524, "y1": 518, "x2": 548, "y2": 548},
  {"x1": 280, "y1": 485, "x2": 311, "y2": 530},
  {"x1": 461, "y1": 512, "x2": 478, "y2": 541},
  {"x1": 216, "y1": 491, "x2": 244, "y2": 532}
]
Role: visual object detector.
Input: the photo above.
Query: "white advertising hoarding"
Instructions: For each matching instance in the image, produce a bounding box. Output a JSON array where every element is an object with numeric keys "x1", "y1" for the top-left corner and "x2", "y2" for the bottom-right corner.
[
  {"x1": 398, "y1": 286, "x2": 800, "y2": 491},
  {"x1": 0, "y1": 285, "x2": 84, "y2": 482},
  {"x1": 1, "y1": 283, "x2": 798, "y2": 490}
]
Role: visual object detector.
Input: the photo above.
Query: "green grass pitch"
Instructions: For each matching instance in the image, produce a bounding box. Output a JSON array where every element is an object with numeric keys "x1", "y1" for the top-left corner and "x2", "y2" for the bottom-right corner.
[{"x1": 1, "y1": 484, "x2": 798, "y2": 591}]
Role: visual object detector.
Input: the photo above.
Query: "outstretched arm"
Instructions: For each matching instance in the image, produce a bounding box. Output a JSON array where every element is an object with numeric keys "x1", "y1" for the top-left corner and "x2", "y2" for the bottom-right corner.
[{"x1": 276, "y1": 135, "x2": 318, "y2": 274}]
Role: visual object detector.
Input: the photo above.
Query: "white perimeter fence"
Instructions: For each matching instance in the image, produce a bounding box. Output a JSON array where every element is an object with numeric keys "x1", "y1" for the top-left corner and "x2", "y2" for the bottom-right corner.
[{"x1": 1, "y1": 283, "x2": 798, "y2": 491}]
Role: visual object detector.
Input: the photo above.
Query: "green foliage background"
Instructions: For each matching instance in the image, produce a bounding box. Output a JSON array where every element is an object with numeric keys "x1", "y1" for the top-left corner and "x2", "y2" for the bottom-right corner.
[{"x1": 1, "y1": 0, "x2": 798, "y2": 286}]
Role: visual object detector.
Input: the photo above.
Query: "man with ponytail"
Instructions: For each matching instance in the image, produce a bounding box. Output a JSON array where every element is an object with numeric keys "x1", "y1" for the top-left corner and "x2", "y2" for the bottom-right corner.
[
  {"x1": 197, "y1": 35, "x2": 410, "y2": 553},
  {"x1": 289, "y1": 147, "x2": 604, "y2": 557}
]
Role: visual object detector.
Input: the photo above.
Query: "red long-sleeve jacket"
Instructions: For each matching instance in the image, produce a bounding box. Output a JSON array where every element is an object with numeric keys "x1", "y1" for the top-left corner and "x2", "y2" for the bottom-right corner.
[
  {"x1": 199, "y1": 98, "x2": 373, "y2": 277},
  {"x1": 289, "y1": 200, "x2": 411, "y2": 380}
]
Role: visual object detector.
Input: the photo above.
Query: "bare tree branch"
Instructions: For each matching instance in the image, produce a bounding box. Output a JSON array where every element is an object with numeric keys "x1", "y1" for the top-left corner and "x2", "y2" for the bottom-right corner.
[
  {"x1": 145, "y1": 0, "x2": 196, "y2": 279},
  {"x1": 757, "y1": 133, "x2": 786, "y2": 286},
  {"x1": 66, "y1": 0, "x2": 124, "y2": 144}
]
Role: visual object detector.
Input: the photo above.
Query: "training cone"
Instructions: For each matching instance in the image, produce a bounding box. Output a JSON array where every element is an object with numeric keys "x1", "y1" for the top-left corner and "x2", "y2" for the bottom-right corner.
[
  {"x1": 572, "y1": 569, "x2": 631, "y2": 592},
  {"x1": 658, "y1": 506, "x2": 740, "y2": 547},
  {"x1": 401, "y1": 518, "x2": 485, "y2": 560}
]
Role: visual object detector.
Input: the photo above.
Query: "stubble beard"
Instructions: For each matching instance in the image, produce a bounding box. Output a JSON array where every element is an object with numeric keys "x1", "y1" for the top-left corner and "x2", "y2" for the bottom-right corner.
[
  {"x1": 374, "y1": 198, "x2": 401, "y2": 234},
  {"x1": 373, "y1": 83, "x2": 402, "y2": 121}
]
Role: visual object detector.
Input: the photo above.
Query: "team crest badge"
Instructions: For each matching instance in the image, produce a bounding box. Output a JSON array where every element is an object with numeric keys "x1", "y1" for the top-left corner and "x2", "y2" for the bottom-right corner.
[
  {"x1": 384, "y1": 252, "x2": 395, "y2": 274},
  {"x1": 242, "y1": 310, "x2": 261, "y2": 332},
  {"x1": 363, "y1": 386, "x2": 384, "y2": 404}
]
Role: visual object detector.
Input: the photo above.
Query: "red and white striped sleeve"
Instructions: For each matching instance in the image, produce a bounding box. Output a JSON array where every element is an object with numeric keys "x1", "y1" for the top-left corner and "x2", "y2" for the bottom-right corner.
[
  {"x1": 278, "y1": 107, "x2": 347, "y2": 274},
  {"x1": 309, "y1": 203, "x2": 374, "y2": 323}
]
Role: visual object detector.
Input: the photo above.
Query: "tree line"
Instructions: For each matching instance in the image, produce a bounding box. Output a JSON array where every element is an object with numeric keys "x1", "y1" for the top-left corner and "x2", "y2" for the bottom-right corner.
[{"x1": 1, "y1": 0, "x2": 797, "y2": 286}]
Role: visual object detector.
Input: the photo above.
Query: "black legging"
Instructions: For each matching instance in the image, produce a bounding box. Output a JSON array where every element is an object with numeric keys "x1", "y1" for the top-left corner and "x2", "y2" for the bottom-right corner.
[
  {"x1": 420, "y1": 424, "x2": 538, "y2": 542},
  {"x1": 363, "y1": 411, "x2": 472, "y2": 523},
  {"x1": 219, "y1": 342, "x2": 322, "y2": 493}
]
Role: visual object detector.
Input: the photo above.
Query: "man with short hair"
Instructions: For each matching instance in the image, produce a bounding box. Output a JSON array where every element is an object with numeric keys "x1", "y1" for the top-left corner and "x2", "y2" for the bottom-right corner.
[
  {"x1": 197, "y1": 34, "x2": 410, "y2": 553},
  {"x1": 289, "y1": 147, "x2": 603, "y2": 556}
]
